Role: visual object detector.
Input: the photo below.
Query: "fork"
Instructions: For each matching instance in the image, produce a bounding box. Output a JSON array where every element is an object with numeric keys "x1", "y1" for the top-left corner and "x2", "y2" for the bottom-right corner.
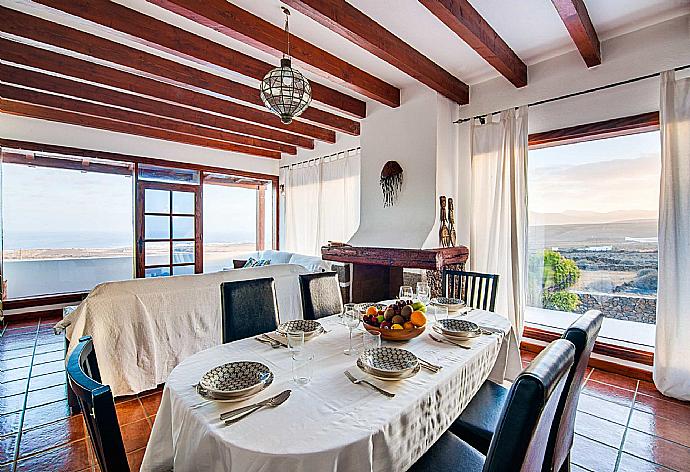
[
  {"x1": 429, "y1": 333, "x2": 471, "y2": 350},
  {"x1": 416, "y1": 357, "x2": 442, "y2": 372},
  {"x1": 344, "y1": 371, "x2": 395, "y2": 398},
  {"x1": 224, "y1": 390, "x2": 291, "y2": 425},
  {"x1": 254, "y1": 336, "x2": 281, "y2": 349}
]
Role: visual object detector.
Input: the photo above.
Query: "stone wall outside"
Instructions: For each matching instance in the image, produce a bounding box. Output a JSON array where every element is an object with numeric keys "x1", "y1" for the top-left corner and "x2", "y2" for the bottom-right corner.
[{"x1": 572, "y1": 291, "x2": 656, "y2": 324}]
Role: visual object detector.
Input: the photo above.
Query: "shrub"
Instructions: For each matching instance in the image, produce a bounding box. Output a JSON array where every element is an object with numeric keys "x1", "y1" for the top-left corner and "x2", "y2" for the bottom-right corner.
[
  {"x1": 529, "y1": 249, "x2": 582, "y2": 312},
  {"x1": 543, "y1": 290, "x2": 581, "y2": 312},
  {"x1": 634, "y1": 273, "x2": 657, "y2": 292}
]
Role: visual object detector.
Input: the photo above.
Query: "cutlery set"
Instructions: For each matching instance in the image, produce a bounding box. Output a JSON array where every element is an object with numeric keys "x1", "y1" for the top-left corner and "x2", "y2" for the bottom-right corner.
[{"x1": 221, "y1": 390, "x2": 292, "y2": 425}]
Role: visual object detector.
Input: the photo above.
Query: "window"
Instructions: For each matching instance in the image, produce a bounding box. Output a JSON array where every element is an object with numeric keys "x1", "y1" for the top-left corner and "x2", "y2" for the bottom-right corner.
[
  {"x1": 1, "y1": 150, "x2": 134, "y2": 298},
  {"x1": 202, "y1": 174, "x2": 275, "y2": 273},
  {"x1": 527, "y1": 131, "x2": 660, "y2": 348},
  {"x1": 0, "y1": 145, "x2": 279, "y2": 301}
]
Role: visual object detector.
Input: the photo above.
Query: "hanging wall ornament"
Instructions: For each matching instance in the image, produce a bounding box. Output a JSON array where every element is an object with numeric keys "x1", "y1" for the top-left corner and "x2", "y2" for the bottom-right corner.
[{"x1": 380, "y1": 161, "x2": 403, "y2": 207}]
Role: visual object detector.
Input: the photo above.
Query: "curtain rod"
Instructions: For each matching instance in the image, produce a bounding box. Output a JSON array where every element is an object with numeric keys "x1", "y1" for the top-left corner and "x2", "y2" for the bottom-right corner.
[
  {"x1": 454, "y1": 64, "x2": 690, "y2": 124},
  {"x1": 279, "y1": 146, "x2": 361, "y2": 169}
]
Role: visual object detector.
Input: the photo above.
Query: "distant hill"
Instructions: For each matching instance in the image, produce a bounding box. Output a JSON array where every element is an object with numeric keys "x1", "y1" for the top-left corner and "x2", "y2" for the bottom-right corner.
[
  {"x1": 530, "y1": 210, "x2": 657, "y2": 226},
  {"x1": 528, "y1": 219, "x2": 658, "y2": 249}
]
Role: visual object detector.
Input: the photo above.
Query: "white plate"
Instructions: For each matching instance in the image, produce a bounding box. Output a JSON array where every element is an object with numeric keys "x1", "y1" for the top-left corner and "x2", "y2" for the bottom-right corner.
[{"x1": 357, "y1": 358, "x2": 420, "y2": 381}]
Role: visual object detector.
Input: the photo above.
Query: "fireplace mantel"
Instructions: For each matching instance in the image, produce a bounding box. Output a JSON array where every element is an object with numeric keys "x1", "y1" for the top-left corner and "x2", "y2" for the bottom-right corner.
[
  {"x1": 321, "y1": 245, "x2": 468, "y2": 270},
  {"x1": 321, "y1": 245, "x2": 469, "y2": 302}
]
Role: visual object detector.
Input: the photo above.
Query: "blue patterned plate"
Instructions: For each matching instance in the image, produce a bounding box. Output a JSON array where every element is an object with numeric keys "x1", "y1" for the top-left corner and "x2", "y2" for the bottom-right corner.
[
  {"x1": 199, "y1": 361, "x2": 272, "y2": 397},
  {"x1": 359, "y1": 347, "x2": 418, "y2": 374}
]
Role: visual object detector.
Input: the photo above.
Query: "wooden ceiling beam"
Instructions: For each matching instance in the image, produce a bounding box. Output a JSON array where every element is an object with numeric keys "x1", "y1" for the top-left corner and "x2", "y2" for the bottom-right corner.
[
  {"x1": 551, "y1": 0, "x2": 601, "y2": 67},
  {"x1": 419, "y1": 0, "x2": 527, "y2": 87},
  {"x1": 0, "y1": 86, "x2": 282, "y2": 159},
  {"x1": 0, "y1": 8, "x2": 351, "y2": 138},
  {"x1": 1, "y1": 39, "x2": 348, "y2": 141},
  {"x1": 281, "y1": 0, "x2": 468, "y2": 105},
  {"x1": 2, "y1": 63, "x2": 307, "y2": 153},
  {"x1": 32, "y1": 0, "x2": 368, "y2": 118},
  {"x1": 149, "y1": 0, "x2": 400, "y2": 107}
]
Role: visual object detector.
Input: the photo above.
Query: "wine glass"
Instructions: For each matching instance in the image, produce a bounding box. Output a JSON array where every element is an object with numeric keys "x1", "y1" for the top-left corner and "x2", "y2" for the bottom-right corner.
[
  {"x1": 341, "y1": 303, "x2": 356, "y2": 324},
  {"x1": 343, "y1": 309, "x2": 360, "y2": 356},
  {"x1": 417, "y1": 282, "x2": 431, "y2": 305},
  {"x1": 399, "y1": 285, "x2": 414, "y2": 300}
]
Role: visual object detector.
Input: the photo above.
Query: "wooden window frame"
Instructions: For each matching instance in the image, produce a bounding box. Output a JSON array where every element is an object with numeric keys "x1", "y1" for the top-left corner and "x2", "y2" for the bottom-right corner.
[
  {"x1": 525, "y1": 111, "x2": 660, "y2": 365},
  {"x1": 0, "y1": 139, "x2": 280, "y2": 308}
]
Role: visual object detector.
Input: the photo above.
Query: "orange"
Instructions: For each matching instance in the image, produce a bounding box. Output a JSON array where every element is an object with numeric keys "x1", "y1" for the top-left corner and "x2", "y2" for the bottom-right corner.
[
  {"x1": 366, "y1": 306, "x2": 378, "y2": 315},
  {"x1": 403, "y1": 321, "x2": 414, "y2": 330},
  {"x1": 410, "y1": 311, "x2": 426, "y2": 327}
]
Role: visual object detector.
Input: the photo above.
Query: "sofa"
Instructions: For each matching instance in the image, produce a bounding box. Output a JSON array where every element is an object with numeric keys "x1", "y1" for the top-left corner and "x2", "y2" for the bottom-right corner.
[
  {"x1": 56, "y1": 264, "x2": 309, "y2": 396},
  {"x1": 232, "y1": 250, "x2": 331, "y2": 273}
]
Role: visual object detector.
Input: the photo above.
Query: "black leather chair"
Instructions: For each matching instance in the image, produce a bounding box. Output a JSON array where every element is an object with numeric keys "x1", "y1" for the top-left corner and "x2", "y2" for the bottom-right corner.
[
  {"x1": 450, "y1": 311, "x2": 603, "y2": 471},
  {"x1": 442, "y1": 269, "x2": 499, "y2": 312},
  {"x1": 299, "y1": 272, "x2": 344, "y2": 321},
  {"x1": 220, "y1": 277, "x2": 279, "y2": 343},
  {"x1": 410, "y1": 339, "x2": 575, "y2": 472},
  {"x1": 66, "y1": 336, "x2": 129, "y2": 472}
]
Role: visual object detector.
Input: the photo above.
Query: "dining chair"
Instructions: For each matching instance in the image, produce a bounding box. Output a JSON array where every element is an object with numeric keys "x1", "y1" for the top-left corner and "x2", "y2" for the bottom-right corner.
[
  {"x1": 449, "y1": 311, "x2": 603, "y2": 471},
  {"x1": 442, "y1": 269, "x2": 499, "y2": 311},
  {"x1": 299, "y1": 272, "x2": 344, "y2": 321},
  {"x1": 220, "y1": 277, "x2": 279, "y2": 343},
  {"x1": 66, "y1": 336, "x2": 129, "y2": 472},
  {"x1": 409, "y1": 338, "x2": 575, "y2": 472}
]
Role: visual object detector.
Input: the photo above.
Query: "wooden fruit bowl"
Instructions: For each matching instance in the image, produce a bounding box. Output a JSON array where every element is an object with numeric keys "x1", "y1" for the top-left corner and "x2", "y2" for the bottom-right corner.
[{"x1": 363, "y1": 322, "x2": 426, "y2": 341}]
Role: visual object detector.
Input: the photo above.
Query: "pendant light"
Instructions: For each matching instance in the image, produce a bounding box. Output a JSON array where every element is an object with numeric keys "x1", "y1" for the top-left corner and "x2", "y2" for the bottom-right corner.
[{"x1": 260, "y1": 7, "x2": 312, "y2": 124}]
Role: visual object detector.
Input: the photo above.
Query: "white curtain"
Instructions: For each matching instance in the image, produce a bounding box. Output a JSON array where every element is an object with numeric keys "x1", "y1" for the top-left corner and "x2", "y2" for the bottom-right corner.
[
  {"x1": 284, "y1": 149, "x2": 360, "y2": 256},
  {"x1": 469, "y1": 107, "x2": 528, "y2": 380},
  {"x1": 655, "y1": 70, "x2": 690, "y2": 400}
]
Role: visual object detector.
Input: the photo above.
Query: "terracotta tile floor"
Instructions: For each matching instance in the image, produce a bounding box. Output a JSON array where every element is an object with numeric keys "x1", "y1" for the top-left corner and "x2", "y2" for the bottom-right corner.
[{"x1": 1, "y1": 319, "x2": 689, "y2": 472}]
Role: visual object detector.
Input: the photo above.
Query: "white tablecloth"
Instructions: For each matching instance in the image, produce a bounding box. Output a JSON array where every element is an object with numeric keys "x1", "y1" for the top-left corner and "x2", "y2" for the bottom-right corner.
[{"x1": 141, "y1": 311, "x2": 514, "y2": 472}]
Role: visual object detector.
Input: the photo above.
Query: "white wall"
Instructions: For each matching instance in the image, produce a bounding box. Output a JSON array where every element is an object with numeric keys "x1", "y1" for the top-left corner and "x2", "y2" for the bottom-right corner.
[
  {"x1": 0, "y1": 115, "x2": 280, "y2": 176},
  {"x1": 348, "y1": 85, "x2": 438, "y2": 248}
]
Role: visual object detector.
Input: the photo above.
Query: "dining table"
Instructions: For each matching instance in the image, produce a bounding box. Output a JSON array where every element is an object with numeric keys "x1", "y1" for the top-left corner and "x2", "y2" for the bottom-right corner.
[{"x1": 140, "y1": 309, "x2": 518, "y2": 472}]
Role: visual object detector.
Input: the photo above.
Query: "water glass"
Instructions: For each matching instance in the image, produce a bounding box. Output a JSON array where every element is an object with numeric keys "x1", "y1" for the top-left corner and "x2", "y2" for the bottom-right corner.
[
  {"x1": 399, "y1": 285, "x2": 414, "y2": 300},
  {"x1": 343, "y1": 309, "x2": 360, "y2": 355},
  {"x1": 429, "y1": 304, "x2": 448, "y2": 326},
  {"x1": 416, "y1": 282, "x2": 431, "y2": 305},
  {"x1": 292, "y1": 352, "x2": 314, "y2": 385},
  {"x1": 287, "y1": 331, "x2": 305, "y2": 354},
  {"x1": 362, "y1": 330, "x2": 381, "y2": 350}
]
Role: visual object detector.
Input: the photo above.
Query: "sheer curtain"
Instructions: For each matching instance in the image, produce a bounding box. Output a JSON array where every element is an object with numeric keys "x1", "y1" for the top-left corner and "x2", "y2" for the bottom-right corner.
[
  {"x1": 655, "y1": 71, "x2": 690, "y2": 400},
  {"x1": 284, "y1": 149, "x2": 360, "y2": 256},
  {"x1": 469, "y1": 106, "x2": 528, "y2": 380}
]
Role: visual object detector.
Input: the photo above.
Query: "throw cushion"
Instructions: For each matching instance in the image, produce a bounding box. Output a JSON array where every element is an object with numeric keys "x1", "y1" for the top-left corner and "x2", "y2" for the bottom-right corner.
[{"x1": 243, "y1": 257, "x2": 271, "y2": 268}]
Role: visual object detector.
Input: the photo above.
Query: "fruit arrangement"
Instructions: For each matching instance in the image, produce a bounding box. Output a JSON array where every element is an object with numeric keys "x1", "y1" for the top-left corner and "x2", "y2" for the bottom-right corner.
[{"x1": 362, "y1": 300, "x2": 427, "y2": 331}]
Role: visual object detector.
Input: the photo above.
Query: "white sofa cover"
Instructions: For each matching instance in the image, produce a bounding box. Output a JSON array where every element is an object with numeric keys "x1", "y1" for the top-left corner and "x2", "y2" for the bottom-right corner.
[
  {"x1": 237, "y1": 250, "x2": 331, "y2": 273},
  {"x1": 59, "y1": 264, "x2": 308, "y2": 396}
]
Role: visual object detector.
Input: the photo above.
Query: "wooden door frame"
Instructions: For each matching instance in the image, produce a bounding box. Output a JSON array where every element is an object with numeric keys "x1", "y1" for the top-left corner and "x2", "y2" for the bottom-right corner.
[{"x1": 135, "y1": 174, "x2": 203, "y2": 278}]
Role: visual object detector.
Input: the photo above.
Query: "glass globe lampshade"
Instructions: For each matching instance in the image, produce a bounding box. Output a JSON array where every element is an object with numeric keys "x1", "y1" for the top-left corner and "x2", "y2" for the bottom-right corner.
[{"x1": 260, "y1": 58, "x2": 312, "y2": 124}]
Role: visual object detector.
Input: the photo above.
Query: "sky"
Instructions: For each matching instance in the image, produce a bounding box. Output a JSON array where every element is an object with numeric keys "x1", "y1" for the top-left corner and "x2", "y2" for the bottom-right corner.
[
  {"x1": 1, "y1": 163, "x2": 264, "y2": 249},
  {"x1": 528, "y1": 131, "x2": 661, "y2": 219}
]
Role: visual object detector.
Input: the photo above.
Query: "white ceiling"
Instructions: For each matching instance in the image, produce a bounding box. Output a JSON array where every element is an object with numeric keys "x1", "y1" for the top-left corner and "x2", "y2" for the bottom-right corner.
[{"x1": 6, "y1": 0, "x2": 690, "y2": 106}]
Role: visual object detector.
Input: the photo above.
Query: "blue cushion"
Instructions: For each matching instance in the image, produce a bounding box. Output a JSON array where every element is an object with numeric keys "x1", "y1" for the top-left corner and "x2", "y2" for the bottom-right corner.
[
  {"x1": 409, "y1": 431, "x2": 485, "y2": 472},
  {"x1": 449, "y1": 380, "x2": 509, "y2": 454}
]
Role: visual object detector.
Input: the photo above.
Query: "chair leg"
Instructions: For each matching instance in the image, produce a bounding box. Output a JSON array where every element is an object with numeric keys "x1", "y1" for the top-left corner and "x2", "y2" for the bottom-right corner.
[{"x1": 559, "y1": 453, "x2": 571, "y2": 472}]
